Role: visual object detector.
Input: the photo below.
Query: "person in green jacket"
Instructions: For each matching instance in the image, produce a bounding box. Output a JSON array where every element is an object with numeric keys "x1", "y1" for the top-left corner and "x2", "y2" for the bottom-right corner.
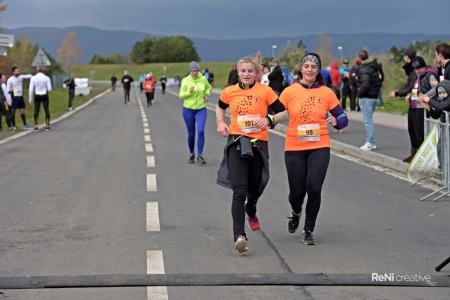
[{"x1": 179, "y1": 61, "x2": 212, "y2": 165}]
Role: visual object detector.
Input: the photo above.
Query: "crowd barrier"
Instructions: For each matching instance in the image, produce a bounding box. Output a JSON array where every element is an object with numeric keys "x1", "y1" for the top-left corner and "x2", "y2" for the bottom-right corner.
[{"x1": 411, "y1": 111, "x2": 450, "y2": 201}]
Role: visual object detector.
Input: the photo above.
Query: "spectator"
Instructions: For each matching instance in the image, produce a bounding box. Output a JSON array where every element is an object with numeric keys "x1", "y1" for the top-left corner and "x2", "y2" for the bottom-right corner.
[
  {"x1": 374, "y1": 58, "x2": 385, "y2": 109},
  {"x1": 357, "y1": 50, "x2": 382, "y2": 150},
  {"x1": 349, "y1": 58, "x2": 362, "y2": 111},
  {"x1": 0, "y1": 73, "x2": 12, "y2": 131},
  {"x1": 268, "y1": 58, "x2": 284, "y2": 96},
  {"x1": 208, "y1": 70, "x2": 215, "y2": 87},
  {"x1": 387, "y1": 47, "x2": 418, "y2": 162},
  {"x1": 329, "y1": 61, "x2": 342, "y2": 94},
  {"x1": 435, "y1": 43, "x2": 450, "y2": 82},
  {"x1": 63, "y1": 75, "x2": 76, "y2": 111},
  {"x1": 227, "y1": 64, "x2": 239, "y2": 86},
  {"x1": 160, "y1": 74, "x2": 167, "y2": 95},
  {"x1": 340, "y1": 60, "x2": 351, "y2": 110},
  {"x1": 320, "y1": 68, "x2": 332, "y2": 86},
  {"x1": 289, "y1": 64, "x2": 300, "y2": 83},
  {"x1": 260, "y1": 64, "x2": 270, "y2": 86}
]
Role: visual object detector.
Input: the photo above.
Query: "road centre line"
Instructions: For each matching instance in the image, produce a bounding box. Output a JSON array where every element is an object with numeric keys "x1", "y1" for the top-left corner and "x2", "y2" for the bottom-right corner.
[
  {"x1": 147, "y1": 174, "x2": 157, "y2": 191},
  {"x1": 147, "y1": 156, "x2": 155, "y2": 167},
  {"x1": 147, "y1": 250, "x2": 168, "y2": 300},
  {"x1": 146, "y1": 202, "x2": 160, "y2": 231},
  {"x1": 146, "y1": 144, "x2": 154, "y2": 152}
]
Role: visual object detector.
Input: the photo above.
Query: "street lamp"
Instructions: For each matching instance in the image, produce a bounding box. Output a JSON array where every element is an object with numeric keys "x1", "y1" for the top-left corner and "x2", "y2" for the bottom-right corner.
[
  {"x1": 272, "y1": 45, "x2": 277, "y2": 58},
  {"x1": 337, "y1": 46, "x2": 343, "y2": 62}
]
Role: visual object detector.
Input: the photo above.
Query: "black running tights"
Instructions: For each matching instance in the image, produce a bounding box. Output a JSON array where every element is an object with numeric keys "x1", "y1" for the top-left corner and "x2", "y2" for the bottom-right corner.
[{"x1": 285, "y1": 148, "x2": 330, "y2": 232}]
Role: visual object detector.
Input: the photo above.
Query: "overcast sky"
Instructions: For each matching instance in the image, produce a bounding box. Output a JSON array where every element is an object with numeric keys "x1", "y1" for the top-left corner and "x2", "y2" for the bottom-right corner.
[{"x1": 1, "y1": 0, "x2": 449, "y2": 39}]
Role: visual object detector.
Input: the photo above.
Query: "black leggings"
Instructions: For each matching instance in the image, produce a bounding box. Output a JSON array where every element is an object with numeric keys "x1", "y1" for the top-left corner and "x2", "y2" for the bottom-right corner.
[
  {"x1": 228, "y1": 142, "x2": 264, "y2": 240},
  {"x1": 0, "y1": 102, "x2": 12, "y2": 128},
  {"x1": 34, "y1": 94, "x2": 50, "y2": 126},
  {"x1": 285, "y1": 148, "x2": 330, "y2": 232}
]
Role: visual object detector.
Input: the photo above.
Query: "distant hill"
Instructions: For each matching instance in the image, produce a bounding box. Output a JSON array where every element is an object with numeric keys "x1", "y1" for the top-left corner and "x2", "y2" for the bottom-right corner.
[{"x1": 4, "y1": 26, "x2": 450, "y2": 64}]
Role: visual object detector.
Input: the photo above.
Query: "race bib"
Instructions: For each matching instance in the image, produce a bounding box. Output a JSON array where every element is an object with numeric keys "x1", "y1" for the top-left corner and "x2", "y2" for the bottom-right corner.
[
  {"x1": 298, "y1": 124, "x2": 320, "y2": 141},
  {"x1": 124, "y1": 79, "x2": 129, "y2": 83},
  {"x1": 440, "y1": 75, "x2": 444, "y2": 82},
  {"x1": 237, "y1": 114, "x2": 261, "y2": 133},
  {"x1": 14, "y1": 89, "x2": 22, "y2": 96},
  {"x1": 411, "y1": 88, "x2": 418, "y2": 100}
]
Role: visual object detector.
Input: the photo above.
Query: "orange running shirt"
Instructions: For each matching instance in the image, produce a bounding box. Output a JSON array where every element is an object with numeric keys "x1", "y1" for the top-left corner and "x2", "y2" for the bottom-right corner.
[
  {"x1": 220, "y1": 82, "x2": 278, "y2": 141},
  {"x1": 280, "y1": 83, "x2": 340, "y2": 151},
  {"x1": 143, "y1": 78, "x2": 155, "y2": 93}
]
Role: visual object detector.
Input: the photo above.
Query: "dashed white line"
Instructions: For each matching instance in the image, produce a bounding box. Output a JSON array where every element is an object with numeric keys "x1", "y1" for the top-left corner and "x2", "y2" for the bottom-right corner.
[
  {"x1": 146, "y1": 202, "x2": 160, "y2": 231},
  {"x1": 147, "y1": 174, "x2": 157, "y2": 191},
  {"x1": 147, "y1": 250, "x2": 168, "y2": 300},
  {"x1": 147, "y1": 156, "x2": 155, "y2": 167},
  {"x1": 146, "y1": 143, "x2": 154, "y2": 152},
  {"x1": 145, "y1": 135, "x2": 151, "y2": 142}
]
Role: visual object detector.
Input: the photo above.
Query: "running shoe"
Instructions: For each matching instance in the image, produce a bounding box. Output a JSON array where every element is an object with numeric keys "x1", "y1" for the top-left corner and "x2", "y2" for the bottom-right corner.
[
  {"x1": 302, "y1": 230, "x2": 316, "y2": 245},
  {"x1": 23, "y1": 124, "x2": 33, "y2": 130},
  {"x1": 188, "y1": 154, "x2": 195, "y2": 164},
  {"x1": 197, "y1": 155, "x2": 206, "y2": 165},
  {"x1": 45, "y1": 127, "x2": 50, "y2": 132},
  {"x1": 13, "y1": 126, "x2": 17, "y2": 131},
  {"x1": 247, "y1": 215, "x2": 260, "y2": 231},
  {"x1": 234, "y1": 235, "x2": 248, "y2": 253},
  {"x1": 287, "y1": 212, "x2": 300, "y2": 233},
  {"x1": 33, "y1": 126, "x2": 39, "y2": 132}
]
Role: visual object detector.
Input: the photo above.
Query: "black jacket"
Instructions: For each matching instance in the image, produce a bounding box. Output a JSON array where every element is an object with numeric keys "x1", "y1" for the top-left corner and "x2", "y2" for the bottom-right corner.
[
  {"x1": 227, "y1": 69, "x2": 239, "y2": 86},
  {"x1": 268, "y1": 66, "x2": 284, "y2": 93},
  {"x1": 357, "y1": 60, "x2": 381, "y2": 99}
]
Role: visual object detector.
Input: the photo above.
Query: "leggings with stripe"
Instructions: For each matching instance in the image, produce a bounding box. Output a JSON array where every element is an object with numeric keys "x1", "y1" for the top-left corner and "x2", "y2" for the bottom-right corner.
[
  {"x1": 182, "y1": 107, "x2": 207, "y2": 156},
  {"x1": 285, "y1": 148, "x2": 330, "y2": 232}
]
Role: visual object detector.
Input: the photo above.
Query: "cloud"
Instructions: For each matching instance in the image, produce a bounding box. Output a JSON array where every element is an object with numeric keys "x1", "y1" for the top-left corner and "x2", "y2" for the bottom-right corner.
[{"x1": 1, "y1": 0, "x2": 449, "y2": 39}]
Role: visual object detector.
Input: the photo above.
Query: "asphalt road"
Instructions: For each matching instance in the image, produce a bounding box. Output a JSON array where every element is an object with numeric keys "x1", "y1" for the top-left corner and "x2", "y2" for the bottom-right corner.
[{"x1": 0, "y1": 86, "x2": 448, "y2": 299}]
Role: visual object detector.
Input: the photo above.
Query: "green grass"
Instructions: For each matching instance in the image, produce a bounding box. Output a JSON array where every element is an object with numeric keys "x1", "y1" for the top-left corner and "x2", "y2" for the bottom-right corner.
[{"x1": 0, "y1": 84, "x2": 109, "y2": 140}]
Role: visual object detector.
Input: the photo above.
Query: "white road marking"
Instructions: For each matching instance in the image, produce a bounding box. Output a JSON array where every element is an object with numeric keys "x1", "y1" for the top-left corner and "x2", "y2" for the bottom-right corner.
[
  {"x1": 145, "y1": 135, "x2": 151, "y2": 142},
  {"x1": 147, "y1": 250, "x2": 168, "y2": 300},
  {"x1": 143, "y1": 122, "x2": 149, "y2": 128},
  {"x1": 147, "y1": 156, "x2": 155, "y2": 167},
  {"x1": 144, "y1": 128, "x2": 150, "y2": 134},
  {"x1": 146, "y1": 144, "x2": 154, "y2": 152},
  {"x1": 147, "y1": 174, "x2": 157, "y2": 191},
  {"x1": 146, "y1": 202, "x2": 160, "y2": 231}
]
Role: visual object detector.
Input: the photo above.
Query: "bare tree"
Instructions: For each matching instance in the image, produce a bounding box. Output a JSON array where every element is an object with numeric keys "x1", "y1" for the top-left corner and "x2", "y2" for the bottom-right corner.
[
  {"x1": 315, "y1": 32, "x2": 332, "y2": 68},
  {"x1": 57, "y1": 32, "x2": 82, "y2": 74}
]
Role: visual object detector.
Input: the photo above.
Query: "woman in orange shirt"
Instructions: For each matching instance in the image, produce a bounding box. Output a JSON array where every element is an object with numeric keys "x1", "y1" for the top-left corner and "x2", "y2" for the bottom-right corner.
[
  {"x1": 279, "y1": 53, "x2": 348, "y2": 245},
  {"x1": 216, "y1": 56, "x2": 286, "y2": 254}
]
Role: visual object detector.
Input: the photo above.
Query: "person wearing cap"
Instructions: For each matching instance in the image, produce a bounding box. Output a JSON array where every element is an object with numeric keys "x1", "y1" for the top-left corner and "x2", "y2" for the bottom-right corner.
[
  {"x1": 216, "y1": 55, "x2": 286, "y2": 253},
  {"x1": 179, "y1": 61, "x2": 211, "y2": 165},
  {"x1": 357, "y1": 50, "x2": 382, "y2": 151},
  {"x1": 279, "y1": 52, "x2": 348, "y2": 245},
  {"x1": 419, "y1": 80, "x2": 450, "y2": 169},
  {"x1": 388, "y1": 47, "x2": 420, "y2": 162},
  {"x1": 407, "y1": 56, "x2": 438, "y2": 151},
  {"x1": 340, "y1": 60, "x2": 351, "y2": 111}
]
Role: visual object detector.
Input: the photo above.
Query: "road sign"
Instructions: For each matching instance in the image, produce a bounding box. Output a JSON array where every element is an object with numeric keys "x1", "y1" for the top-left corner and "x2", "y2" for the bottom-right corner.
[
  {"x1": 32, "y1": 48, "x2": 52, "y2": 67},
  {"x1": 0, "y1": 34, "x2": 14, "y2": 47}
]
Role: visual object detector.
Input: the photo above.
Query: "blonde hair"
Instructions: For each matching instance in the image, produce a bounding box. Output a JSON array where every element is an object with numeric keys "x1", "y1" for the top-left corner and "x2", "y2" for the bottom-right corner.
[{"x1": 237, "y1": 55, "x2": 261, "y2": 74}]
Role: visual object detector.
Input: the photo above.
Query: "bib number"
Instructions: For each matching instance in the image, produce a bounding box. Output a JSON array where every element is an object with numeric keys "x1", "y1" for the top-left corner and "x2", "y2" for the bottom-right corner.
[
  {"x1": 298, "y1": 124, "x2": 320, "y2": 141},
  {"x1": 237, "y1": 114, "x2": 261, "y2": 133}
]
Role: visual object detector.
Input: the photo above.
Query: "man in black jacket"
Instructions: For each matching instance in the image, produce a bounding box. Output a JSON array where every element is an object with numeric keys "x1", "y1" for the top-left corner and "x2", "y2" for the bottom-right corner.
[
  {"x1": 435, "y1": 43, "x2": 450, "y2": 82},
  {"x1": 227, "y1": 64, "x2": 239, "y2": 86},
  {"x1": 388, "y1": 47, "x2": 418, "y2": 162},
  {"x1": 268, "y1": 58, "x2": 284, "y2": 96},
  {"x1": 357, "y1": 50, "x2": 381, "y2": 151}
]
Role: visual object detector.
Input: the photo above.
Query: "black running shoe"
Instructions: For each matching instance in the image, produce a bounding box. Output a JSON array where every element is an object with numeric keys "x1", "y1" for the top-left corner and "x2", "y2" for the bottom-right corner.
[
  {"x1": 287, "y1": 212, "x2": 300, "y2": 233},
  {"x1": 197, "y1": 155, "x2": 206, "y2": 165},
  {"x1": 188, "y1": 154, "x2": 195, "y2": 164},
  {"x1": 302, "y1": 230, "x2": 316, "y2": 245}
]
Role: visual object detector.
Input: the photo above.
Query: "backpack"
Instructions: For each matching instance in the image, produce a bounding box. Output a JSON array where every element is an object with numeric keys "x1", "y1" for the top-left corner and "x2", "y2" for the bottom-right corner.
[{"x1": 280, "y1": 66, "x2": 291, "y2": 87}]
